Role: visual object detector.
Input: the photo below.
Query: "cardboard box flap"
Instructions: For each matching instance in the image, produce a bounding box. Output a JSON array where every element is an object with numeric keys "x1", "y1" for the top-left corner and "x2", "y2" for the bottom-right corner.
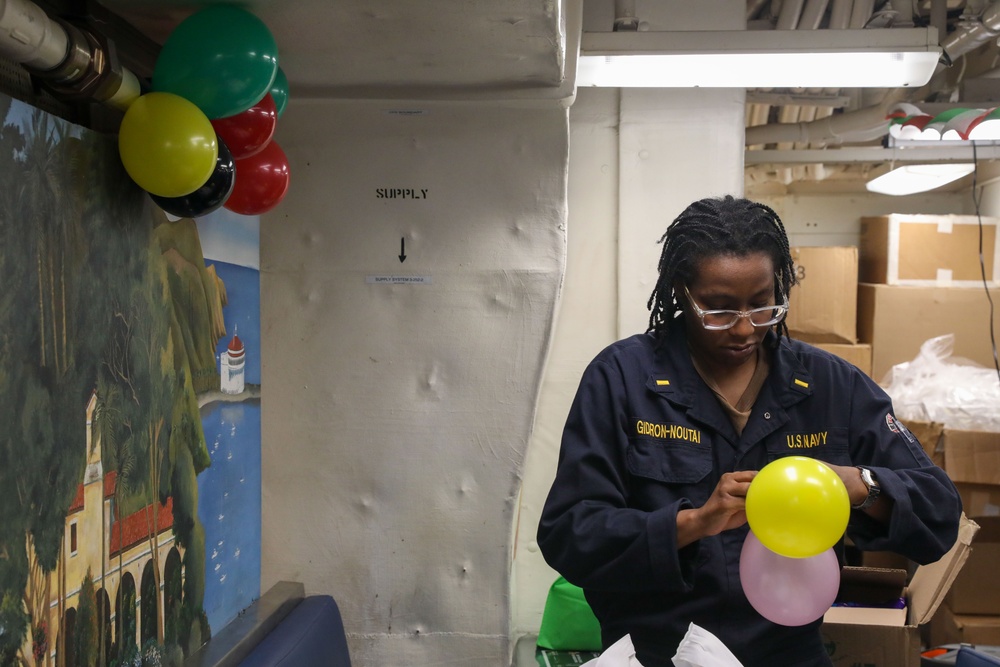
[{"x1": 908, "y1": 513, "x2": 979, "y2": 626}]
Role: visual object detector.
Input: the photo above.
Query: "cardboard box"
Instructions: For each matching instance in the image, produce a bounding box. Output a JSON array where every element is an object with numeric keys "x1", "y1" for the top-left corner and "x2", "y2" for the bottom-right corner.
[
  {"x1": 942, "y1": 429, "x2": 1000, "y2": 486},
  {"x1": 858, "y1": 283, "x2": 1000, "y2": 383},
  {"x1": 903, "y1": 420, "x2": 946, "y2": 469},
  {"x1": 824, "y1": 567, "x2": 909, "y2": 626},
  {"x1": 957, "y1": 482, "x2": 1000, "y2": 519},
  {"x1": 812, "y1": 342, "x2": 873, "y2": 378},
  {"x1": 787, "y1": 246, "x2": 858, "y2": 344},
  {"x1": 859, "y1": 214, "x2": 1000, "y2": 286},
  {"x1": 822, "y1": 514, "x2": 979, "y2": 667},
  {"x1": 930, "y1": 604, "x2": 1000, "y2": 647},
  {"x1": 947, "y1": 517, "x2": 1000, "y2": 614}
]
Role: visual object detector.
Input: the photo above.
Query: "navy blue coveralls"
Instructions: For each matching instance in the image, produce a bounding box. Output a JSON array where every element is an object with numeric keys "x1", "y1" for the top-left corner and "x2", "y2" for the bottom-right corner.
[{"x1": 537, "y1": 324, "x2": 962, "y2": 667}]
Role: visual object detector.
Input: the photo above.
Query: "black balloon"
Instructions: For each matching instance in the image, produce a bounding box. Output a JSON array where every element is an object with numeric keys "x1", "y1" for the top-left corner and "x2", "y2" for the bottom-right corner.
[{"x1": 151, "y1": 136, "x2": 236, "y2": 218}]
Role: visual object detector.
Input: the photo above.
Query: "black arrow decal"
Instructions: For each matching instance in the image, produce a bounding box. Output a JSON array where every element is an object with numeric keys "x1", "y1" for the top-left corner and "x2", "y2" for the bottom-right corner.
[{"x1": 399, "y1": 237, "x2": 407, "y2": 263}]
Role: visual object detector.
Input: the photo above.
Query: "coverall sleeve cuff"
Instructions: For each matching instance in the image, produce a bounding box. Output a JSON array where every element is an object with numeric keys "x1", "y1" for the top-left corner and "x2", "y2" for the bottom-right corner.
[
  {"x1": 647, "y1": 498, "x2": 698, "y2": 591},
  {"x1": 849, "y1": 467, "x2": 912, "y2": 548}
]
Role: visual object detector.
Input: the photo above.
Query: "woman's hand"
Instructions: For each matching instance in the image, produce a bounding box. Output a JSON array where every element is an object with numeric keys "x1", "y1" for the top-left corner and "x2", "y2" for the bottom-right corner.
[
  {"x1": 676, "y1": 470, "x2": 757, "y2": 549},
  {"x1": 825, "y1": 462, "x2": 892, "y2": 522},
  {"x1": 824, "y1": 463, "x2": 867, "y2": 508}
]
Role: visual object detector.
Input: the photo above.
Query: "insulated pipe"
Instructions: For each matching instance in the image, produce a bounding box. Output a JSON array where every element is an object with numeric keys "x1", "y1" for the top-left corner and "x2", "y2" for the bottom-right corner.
[
  {"x1": 829, "y1": 0, "x2": 853, "y2": 29},
  {"x1": 0, "y1": 0, "x2": 68, "y2": 69},
  {"x1": 940, "y1": 1, "x2": 1000, "y2": 65},
  {"x1": 889, "y1": 0, "x2": 914, "y2": 26},
  {"x1": 777, "y1": 0, "x2": 805, "y2": 29},
  {"x1": 744, "y1": 87, "x2": 915, "y2": 145},
  {"x1": 744, "y1": 1, "x2": 1000, "y2": 148},
  {"x1": 799, "y1": 0, "x2": 831, "y2": 30},
  {"x1": 930, "y1": 0, "x2": 948, "y2": 41},
  {"x1": 850, "y1": 0, "x2": 876, "y2": 28},
  {"x1": 747, "y1": 0, "x2": 770, "y2": 22},
  {"x1": 0, "y1": 0, "x2": 139, "y2": 110}
]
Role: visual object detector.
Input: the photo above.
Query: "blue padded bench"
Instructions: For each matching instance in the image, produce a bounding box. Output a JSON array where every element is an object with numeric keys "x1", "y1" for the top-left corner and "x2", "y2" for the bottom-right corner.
[
  {"x1": 184, "y1": 581, "x2": 351, "y2": 667},
  {"x1": 239, "y1": 595, "x2": 350, "y2": 667}
]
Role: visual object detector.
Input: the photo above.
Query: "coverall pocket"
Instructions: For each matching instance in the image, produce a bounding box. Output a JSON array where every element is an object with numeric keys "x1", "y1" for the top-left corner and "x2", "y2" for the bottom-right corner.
[{"x1": 626, "y1": 438, "x2": 713, "y2": 484}]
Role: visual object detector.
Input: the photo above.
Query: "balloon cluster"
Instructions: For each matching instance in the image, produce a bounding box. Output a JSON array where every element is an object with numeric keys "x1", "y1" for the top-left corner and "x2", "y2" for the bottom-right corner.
[
  {"x1": 740, "y1": 456, "x2": 850, "y2": 626},
  {"x1": 118, "y1": 6, "x2": 291, "y2": 218}
]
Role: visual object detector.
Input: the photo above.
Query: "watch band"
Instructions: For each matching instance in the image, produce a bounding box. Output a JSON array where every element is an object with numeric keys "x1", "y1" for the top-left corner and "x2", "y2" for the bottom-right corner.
[{"x1": 851, "y1": 466, "x2": 880, "y2": 511}]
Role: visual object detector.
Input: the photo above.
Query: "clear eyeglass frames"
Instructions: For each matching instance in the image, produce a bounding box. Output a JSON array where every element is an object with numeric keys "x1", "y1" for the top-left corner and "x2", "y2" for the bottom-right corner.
[{"x1": 683, "y1": 285, "x2": 788, "y2": 331}]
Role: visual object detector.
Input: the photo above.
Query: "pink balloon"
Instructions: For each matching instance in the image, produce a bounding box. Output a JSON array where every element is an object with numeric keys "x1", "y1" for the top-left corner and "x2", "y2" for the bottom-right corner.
[{"x1": 739, "y1": 530, "x2": 841, "y2": 626}]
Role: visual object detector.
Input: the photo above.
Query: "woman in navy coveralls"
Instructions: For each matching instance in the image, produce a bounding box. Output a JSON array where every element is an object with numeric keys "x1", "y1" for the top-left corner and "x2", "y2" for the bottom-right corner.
[{"x1": 536, "y1": 196, "x2": 961, "y2": 667}]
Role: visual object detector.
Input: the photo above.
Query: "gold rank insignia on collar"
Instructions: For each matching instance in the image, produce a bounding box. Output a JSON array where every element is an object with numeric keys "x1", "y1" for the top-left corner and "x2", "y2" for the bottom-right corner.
[{"x1": 791, "y1": 376, "x2": 812, "y2": 394}]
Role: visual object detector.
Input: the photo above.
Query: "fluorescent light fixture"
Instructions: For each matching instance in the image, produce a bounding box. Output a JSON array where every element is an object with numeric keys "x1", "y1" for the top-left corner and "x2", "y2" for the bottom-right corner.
[
  {"x1": 578, "y1": 28, "x2": 941, "y2": 88},
  {"x1": 865, "y1": 163, "x2": 975, "y2": 196}
]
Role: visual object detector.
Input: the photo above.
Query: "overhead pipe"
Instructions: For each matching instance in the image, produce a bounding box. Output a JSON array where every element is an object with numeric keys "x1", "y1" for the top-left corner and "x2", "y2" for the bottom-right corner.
[
  {"x1": 777, "y1": 0, "x2": 805, "y2": 29},
  {"x1": 0, "y1": 0, "x2": 140, "y2": 110},
  {"x1": 799, "y1": 0, "x2": 831, "y2": 30},
  {"x1": 747, "y1": 0, "x2": 771, "y2": 23},
  {"x1": 745, "y1": 87, "x2": 916, "y2": 145},
  {"x1": 931, "y1": 0, "x2": 948, "y2": 42},
  {"x1": 829, "y1": 0, "x2": 853, "y2": 29},
  {"x1": 940, "y1": 0, "x2": 1000, "y2": 66},
  {"x1": 850, "y1": 0, "x2": 876, "y2": 28},
  {"x1": 746, "y1": 1, "x2": 1000, "y2": 147},
  {"x1": 889, "y1": 0, "x2": 915, "y2": 26}
]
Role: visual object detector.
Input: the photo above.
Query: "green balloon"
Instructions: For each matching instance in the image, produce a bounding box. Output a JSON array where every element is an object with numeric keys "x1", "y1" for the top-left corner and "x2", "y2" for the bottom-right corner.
[
  {"x1": 152, "y1": 6, "x2": 278, "y2": 120},
  {"x1": 271, "y1": 67, "x2": 289, "y2": 118}
]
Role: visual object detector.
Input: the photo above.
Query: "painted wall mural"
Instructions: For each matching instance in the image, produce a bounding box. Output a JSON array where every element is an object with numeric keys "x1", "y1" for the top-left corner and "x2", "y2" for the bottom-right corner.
[{"x1": 0, "y1": 94, "x2": 261, "y2": 667}]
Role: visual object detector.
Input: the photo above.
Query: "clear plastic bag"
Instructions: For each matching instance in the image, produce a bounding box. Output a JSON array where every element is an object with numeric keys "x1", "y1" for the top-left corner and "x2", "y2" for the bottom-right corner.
[{"x1": 883, "y1": 334, "x2": 1000, "y2": 432}]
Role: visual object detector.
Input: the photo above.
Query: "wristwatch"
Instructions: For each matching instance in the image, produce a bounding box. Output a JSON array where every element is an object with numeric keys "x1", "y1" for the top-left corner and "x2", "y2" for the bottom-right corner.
[{"x1": 851, "y1": 466, "x2": 880, "y2": 511}]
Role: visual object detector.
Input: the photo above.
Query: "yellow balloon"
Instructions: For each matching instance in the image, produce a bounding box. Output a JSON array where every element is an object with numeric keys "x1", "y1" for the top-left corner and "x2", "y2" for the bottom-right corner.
[
  {"x1": 118, "y1": 92, "x2": 218, "y2": 198},
  {"x1": 745, "y1": 456, "x2": 850, "y2": 559}
]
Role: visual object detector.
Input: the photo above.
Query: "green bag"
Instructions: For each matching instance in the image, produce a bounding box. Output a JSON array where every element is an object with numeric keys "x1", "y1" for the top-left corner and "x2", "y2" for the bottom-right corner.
[{"x1": 536, "y1": 576, "x2": 603, "y2": 651}]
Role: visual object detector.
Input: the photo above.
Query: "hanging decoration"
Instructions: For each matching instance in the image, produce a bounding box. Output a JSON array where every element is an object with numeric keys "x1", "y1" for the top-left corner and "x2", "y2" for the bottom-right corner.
[
  {"x1": 224, "y1": 141, "x2": 291, "y2": 216},
  {"x1": 117, "y1": 6, "x2": 290, "y2": 217},
  {"x1": 150, "y1": 136, "x2": 237, "y2": 218}
]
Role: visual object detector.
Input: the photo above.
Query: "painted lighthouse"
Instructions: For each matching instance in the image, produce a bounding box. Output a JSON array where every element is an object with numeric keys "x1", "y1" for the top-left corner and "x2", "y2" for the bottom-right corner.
[{"x1": 220, "y1": 328, "x2": 246, "y2": 394}]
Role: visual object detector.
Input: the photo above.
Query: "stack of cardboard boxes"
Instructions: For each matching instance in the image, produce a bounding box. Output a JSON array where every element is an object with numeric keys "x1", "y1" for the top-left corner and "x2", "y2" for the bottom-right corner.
[
  {"x1": 786, "y1": 245, "x2": 872, "y2": 374},
  {"x1": 788, "y1": 214, "x2": 1000, "y2": 664},
  {"x1": 922, "y1": 421, "x2": 1000, "y2": 647},
  {"x1": 858, "y1": 214, "x2": 1000, "y2": 382}
]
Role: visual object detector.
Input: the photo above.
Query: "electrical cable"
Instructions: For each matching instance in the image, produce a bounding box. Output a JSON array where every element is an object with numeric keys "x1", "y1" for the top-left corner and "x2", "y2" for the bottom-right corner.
[{"x1": 970, "y1": 140, "x2": 1000, "y2": 385}]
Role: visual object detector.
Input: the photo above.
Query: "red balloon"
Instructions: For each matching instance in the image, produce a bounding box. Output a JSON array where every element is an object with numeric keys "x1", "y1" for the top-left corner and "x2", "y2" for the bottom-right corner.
[
  {"x1": 224, "y1": 141, "x2": 290, "y2": 215},
  {"x1": 210, "y1": 93, "x2": 277, "y2": 159}
]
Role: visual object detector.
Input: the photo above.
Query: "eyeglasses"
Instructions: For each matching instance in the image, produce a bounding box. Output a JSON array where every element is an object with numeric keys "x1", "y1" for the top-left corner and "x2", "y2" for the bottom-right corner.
[{"x1": 683, "y1": 285, "x2": 788, "y2": 331}]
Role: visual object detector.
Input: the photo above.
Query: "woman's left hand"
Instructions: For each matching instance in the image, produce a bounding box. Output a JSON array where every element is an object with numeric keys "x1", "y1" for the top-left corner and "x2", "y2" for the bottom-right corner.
[{"x1": 824, "y1": 463, "x2": 867, "y2": 508}]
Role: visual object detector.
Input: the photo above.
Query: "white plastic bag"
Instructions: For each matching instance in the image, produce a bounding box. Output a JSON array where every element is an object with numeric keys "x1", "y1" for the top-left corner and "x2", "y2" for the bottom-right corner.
[
  {"x1": 580, "y1": 634, "x2": 644, "y2": 667},
  {"x1": 883, "y1": 334, "x2": 1000, "y2": 432},
  {"x1": 671, "y1": 623, "x2": 745, "y2": 667}
]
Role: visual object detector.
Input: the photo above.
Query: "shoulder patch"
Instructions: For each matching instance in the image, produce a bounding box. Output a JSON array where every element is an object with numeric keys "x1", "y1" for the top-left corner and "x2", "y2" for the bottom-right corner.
[{"x1": 886, "y1": 413, "x2": 916, "y2": 443}]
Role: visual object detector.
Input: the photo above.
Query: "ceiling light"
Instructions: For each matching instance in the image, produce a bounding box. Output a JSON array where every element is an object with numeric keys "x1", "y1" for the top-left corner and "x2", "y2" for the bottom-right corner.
[
  {"x1": 578, "y1": 28, "x2": 941, "y2": 88},
  {"x1": 865, "y1": 163, "x2": 975, "y2": 196}
]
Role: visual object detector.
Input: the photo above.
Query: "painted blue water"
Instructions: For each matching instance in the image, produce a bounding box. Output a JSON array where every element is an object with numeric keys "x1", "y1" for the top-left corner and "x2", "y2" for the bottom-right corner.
[{"x1": 197, "y1": 259, "x2": 262, "y2": 632}]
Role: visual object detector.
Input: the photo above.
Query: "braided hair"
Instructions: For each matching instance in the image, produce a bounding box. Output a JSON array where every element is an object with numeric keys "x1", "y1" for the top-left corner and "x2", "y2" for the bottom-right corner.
[{"x1": 646, "y1": 195, "x2": 796, "y2": 343}]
